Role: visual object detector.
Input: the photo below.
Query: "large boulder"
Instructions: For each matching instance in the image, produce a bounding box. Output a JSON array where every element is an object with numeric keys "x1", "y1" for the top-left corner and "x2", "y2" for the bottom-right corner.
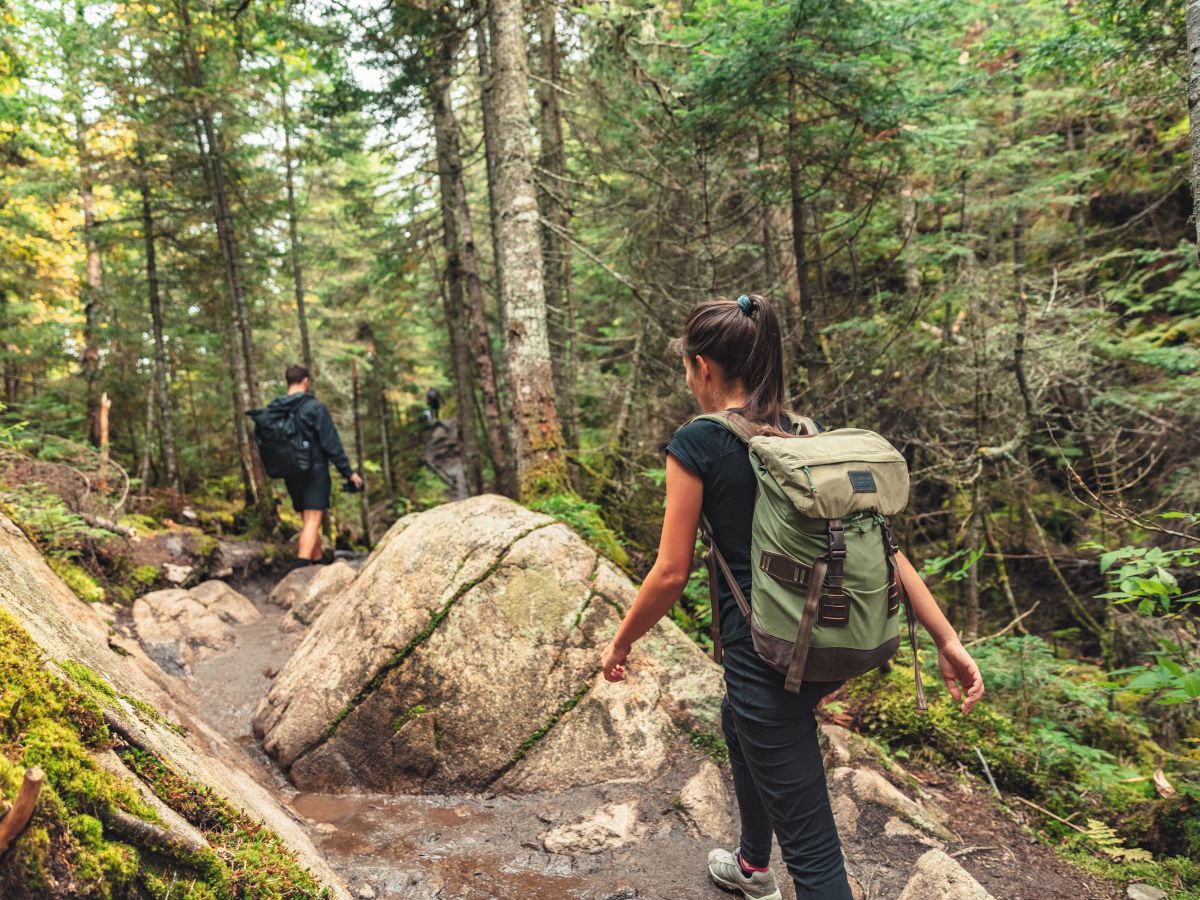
[
  {"x1": 270, "y1": 561, "x2": 356, "y2": 631},
  {"x1": 132, "y1": 581, "x2": 261, "y2": 674},
  {"x1": 0, "y1": 513, "x2": 347, "y2": 897},
  {"x1": 253, "y1": 494, "x2": 723, "y2": 794}
]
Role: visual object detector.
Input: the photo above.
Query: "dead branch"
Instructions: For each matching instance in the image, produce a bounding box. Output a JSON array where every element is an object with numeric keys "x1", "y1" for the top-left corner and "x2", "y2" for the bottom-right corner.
[
  {"x1": 0, "y1": 766, "x2": 44, "y2": 854},
  {"x1": 81, "y1": 513, "x2": 136, "y2": 538},
  {"x1": 102, "y1": 807, "x2": 207, "y2": 856}
]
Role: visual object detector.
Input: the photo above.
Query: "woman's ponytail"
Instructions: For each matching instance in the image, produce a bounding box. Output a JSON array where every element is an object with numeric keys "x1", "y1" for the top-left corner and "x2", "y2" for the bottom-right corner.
[{"x1": 677, "y1": 293, "x2": 785, "y2": 427}]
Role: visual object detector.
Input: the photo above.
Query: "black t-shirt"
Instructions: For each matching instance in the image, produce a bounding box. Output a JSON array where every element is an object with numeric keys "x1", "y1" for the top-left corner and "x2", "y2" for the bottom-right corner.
[{"x1": 667, "y1": 418, "x2": 759, "y2": 647}]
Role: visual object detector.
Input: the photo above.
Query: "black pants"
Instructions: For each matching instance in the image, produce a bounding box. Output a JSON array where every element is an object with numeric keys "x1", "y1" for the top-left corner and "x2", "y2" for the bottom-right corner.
[{"x1": 721, "y1": 642, "x2": 853, "y2": 900}]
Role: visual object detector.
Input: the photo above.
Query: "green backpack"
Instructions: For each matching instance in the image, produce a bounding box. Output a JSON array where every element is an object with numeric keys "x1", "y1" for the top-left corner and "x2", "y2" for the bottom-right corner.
[{"x1": 696, "y1": 410, "x2": 926, "y2": 710}]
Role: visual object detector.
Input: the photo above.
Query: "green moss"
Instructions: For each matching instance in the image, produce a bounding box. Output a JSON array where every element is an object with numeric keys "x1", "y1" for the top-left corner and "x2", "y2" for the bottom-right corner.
[
  {"x1": 117, "y1": 747, "x2": 328, "y2": 899},
  {"x1": 192, "y1": 533, "x2": 219, "y2": 561},
  {"x1": 118, "y1": 514, "x2": 162, "y2": 535},
  {"x1": 528, "y1": 493, "x2": 630, "y2": 568},
  {"x1": 486, "y1": 678, "x2": 594, "y2": 785},
  {"x1": 131, "y1": 565, "x2": 160, "y2": 588},
  {"x1": 0, "y1": 610, "x2": 323, "y2": 898},
  {"x1": 1059, "y1": 844, "x2": 1200, "y2": 899},
  {"x1": 47, "y1": 556, "x2": 105, "y2": 603},
  {"x1": 0, "y1": 611, "x2": 154, "y2": 897},
  {"x1": 391, "y1": 705, "x2": 432, "y2": 732}
]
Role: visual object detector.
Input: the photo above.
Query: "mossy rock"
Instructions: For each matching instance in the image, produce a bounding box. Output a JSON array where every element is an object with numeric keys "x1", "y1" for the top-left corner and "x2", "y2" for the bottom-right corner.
[
  {"x1": 0, "y1": 609, "x2": 328, "y2": 898},
  {"x1": 46, "y1": 557, "x2": 105, "y2": 604}
]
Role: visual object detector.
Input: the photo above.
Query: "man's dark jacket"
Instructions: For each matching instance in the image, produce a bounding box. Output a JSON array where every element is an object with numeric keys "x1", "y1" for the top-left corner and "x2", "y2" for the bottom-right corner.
[{"x1": 267, "y1": 392, "x2": 353, "y2": 479}]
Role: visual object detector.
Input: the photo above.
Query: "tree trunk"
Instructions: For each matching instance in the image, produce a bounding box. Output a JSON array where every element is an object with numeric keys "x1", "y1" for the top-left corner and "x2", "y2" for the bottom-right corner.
[
  {"x1": 1188, "y1": 0, "x2": 1200, "y2": 257},
  {"x1": 1011, "y1": 59, "x2": 1035, "y2": 427},
  {"x1": 429, "y1": 33, "x2": 484, "y2": 496},
  {"x1": 97, "y1": 392, "x2": 111, "y2": 492},
  {"x1": 900, "y1": 179, "x2": 920, "y2": 295},
  {"x1": 535, "y1": 0, "x2": 577, "y2": 451},
  {"x1": 135, "y1": 138, "x2": 181, "y2": 492},
  {"x1": 375, "y1": 374, "x2": 396, "y2": 503},
  {"x1": 192, "y1": 119, "x2": 262, "y2": 508},
  {"x1": 787, "y1": 70, "x2": 820, "y2": 389},
  {"x1": 351, "y1": 360, "x2": 373, "y2": 546},
  {"x1": 485, "y1": 0, "x2": 567, "y2": 499},
  {"x1": 431, "y1": 25, "x2": 514, "y2": 495},
  {"x1": 474, "y1": 12, "x2": 505, "y2": 312},
  {"x1": 178, "y1": 0, "x2": 270, "y2": 521},
  {"x1": 281, "y1": 78, "x2": 314, "y2": 375},
  {"x1": 77, "y1": 118, "x2": 103, "y2": 447},
  {"x1": 138, "y1": 378, "x2": 155, "y2": 497}
]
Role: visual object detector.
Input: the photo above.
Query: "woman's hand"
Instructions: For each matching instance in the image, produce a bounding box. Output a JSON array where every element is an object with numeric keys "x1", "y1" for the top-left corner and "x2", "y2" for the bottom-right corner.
[
  {"x1": 601, "y1": 638, "x2": 630, "y2": 682},
  {"x1": 936, "y1": 638, "x2": 985, "y2": 715}
]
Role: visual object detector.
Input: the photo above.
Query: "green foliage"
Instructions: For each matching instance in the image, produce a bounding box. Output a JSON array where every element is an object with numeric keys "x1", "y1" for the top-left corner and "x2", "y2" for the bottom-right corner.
[
  {"x1": 670, "y1": 562, "x2": 714, "y2": 654},
  {"x1": 846, "y1": 632, "x2": 1200, "y2": 875},
  {"x1": 528, "y1": 493, "x2": 630, "y2": 568},
  {"x1": 920, "y1": 546, "x2": 984, "y2": 583},
  {"x1": 689, "y1": 729, "x2": 729, "y2": 766},
  {"x1": 46, "y1": 557, "x2": 105, "y2": 603},
  {"x1": 1083, "y1": 521, "x2": 1200, "y2": 706}
]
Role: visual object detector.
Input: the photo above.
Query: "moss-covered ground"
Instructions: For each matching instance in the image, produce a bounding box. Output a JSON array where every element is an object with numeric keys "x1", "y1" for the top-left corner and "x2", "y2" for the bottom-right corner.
[
  {"x1": 839, "y1": 630, "x2": 1200, "y2": 898},
  {"x1": 0, "y1": 608, "x2": 328, "y2": 898}
]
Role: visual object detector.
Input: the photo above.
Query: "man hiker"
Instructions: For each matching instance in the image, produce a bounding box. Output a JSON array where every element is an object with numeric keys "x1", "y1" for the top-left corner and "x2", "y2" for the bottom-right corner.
[
  {"x1": 426, "y1": 386, "x2": 442, "y2": 421},
  {"x1": 249, "y1": 364, "x2": 363, "y2": 566}
]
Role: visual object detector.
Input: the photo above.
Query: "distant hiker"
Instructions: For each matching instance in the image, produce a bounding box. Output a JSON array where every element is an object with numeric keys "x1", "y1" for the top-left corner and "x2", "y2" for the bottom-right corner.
[
  {"x1": 600, "y1": 294, "x2": 984, "y2": 900},
  {"x1": 247, "y1": 365, "x2": 363, "y2": 566},
  {"x1": 426, "y1": 387, "x2": 443, "y2": 420}
]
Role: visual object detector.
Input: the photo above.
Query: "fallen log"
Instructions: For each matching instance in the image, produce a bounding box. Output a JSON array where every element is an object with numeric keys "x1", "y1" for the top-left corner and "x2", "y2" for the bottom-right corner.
[
  {"x1": 81, "y1": 513, "x2": 136, "y2": 538},
  {"x1": 0, "y1": 766, "x2": 44, "y2": 854}
]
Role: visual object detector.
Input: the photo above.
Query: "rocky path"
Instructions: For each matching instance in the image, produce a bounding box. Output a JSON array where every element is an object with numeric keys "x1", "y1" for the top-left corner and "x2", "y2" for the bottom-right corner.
[{"x1": 165, "y1": 566, "x2": 1121, "y2": 899}]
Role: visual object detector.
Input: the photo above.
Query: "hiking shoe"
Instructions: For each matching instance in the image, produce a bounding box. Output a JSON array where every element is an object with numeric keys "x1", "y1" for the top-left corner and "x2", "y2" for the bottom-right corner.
[{"x1": 707, "y1": 848, "x2": 782, "y2": 900}]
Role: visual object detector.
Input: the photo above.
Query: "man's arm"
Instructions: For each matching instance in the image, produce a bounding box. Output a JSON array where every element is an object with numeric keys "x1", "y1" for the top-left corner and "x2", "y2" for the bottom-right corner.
[{"x1": 311, "y1": 402, "x2": 355, "y2": 480}]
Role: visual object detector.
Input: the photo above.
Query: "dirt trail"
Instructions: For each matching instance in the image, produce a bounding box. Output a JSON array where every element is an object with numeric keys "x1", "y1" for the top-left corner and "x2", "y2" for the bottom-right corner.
[{"x1": 181, "y1": 574, "x2": 1118, "y2": 900}]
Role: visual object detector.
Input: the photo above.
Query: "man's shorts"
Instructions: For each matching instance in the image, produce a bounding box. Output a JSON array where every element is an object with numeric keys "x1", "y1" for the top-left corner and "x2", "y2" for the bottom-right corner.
[{"x1": 283, "y1": 466, "x2": 332, "y2": 512}]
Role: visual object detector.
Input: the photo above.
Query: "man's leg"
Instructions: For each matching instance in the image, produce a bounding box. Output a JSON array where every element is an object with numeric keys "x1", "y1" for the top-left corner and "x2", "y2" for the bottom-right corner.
[{"x1": 298, "y1": 509, "x2": 324, "y2": 562}]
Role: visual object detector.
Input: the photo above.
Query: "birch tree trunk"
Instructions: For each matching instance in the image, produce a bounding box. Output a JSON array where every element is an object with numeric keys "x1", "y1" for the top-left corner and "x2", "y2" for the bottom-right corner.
[
  {"x1": 135, "y1": 138, "x2": 180, "y2": 492},
  {"x1": 535, "y1": 0, "x2": 577, "y2": 451},
  {"x1": 1188, "y1": 0, "x2": 1200, "y2": 255},
  {"x1": 485, "y1": 0, "x2": 567, "y2": 498}
]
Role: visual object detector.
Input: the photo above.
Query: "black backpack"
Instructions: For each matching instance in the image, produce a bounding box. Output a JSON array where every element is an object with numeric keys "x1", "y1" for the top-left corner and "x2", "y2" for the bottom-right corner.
[{"x1": 246, "y1": 399, "x2": 317, "y2": 479}]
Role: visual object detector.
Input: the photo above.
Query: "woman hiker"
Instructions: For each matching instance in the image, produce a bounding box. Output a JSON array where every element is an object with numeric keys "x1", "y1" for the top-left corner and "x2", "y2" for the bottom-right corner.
[{"x1": 600, "y1": 294, "x2": 985, "y2": 900}]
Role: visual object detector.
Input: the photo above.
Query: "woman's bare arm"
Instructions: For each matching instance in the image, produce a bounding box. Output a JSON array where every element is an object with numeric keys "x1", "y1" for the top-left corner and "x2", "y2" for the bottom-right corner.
[
  {"x1": 896, "y1": 551, "x2": 986, "y2": 714},
  {"x1": 601, "y1": 455, "x2": 703, "y2": 681}
]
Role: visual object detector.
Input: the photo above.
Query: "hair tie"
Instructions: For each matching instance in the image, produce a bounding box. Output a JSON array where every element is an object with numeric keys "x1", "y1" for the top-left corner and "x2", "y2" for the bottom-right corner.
[{"x1": 736, "y1": 294, "x2": 754, "y2": 316}]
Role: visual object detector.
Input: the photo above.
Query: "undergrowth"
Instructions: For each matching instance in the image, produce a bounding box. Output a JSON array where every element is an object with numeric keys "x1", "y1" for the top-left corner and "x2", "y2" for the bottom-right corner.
[
  {"x1": 529, "y1": 492, "x2": 630, "y2": 568},
  {"x1": 843, "y1": 630, "x2": 1200, "y2": 896}
]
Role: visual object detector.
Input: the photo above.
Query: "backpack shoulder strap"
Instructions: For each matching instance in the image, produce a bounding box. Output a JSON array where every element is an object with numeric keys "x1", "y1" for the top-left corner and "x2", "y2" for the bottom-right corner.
[
  {"x1": 687, "y1": 410, "x2": 763, "y2": 444},
  {"x1": 783, "y1": 411, "x2": 818, "y2": 435}
]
